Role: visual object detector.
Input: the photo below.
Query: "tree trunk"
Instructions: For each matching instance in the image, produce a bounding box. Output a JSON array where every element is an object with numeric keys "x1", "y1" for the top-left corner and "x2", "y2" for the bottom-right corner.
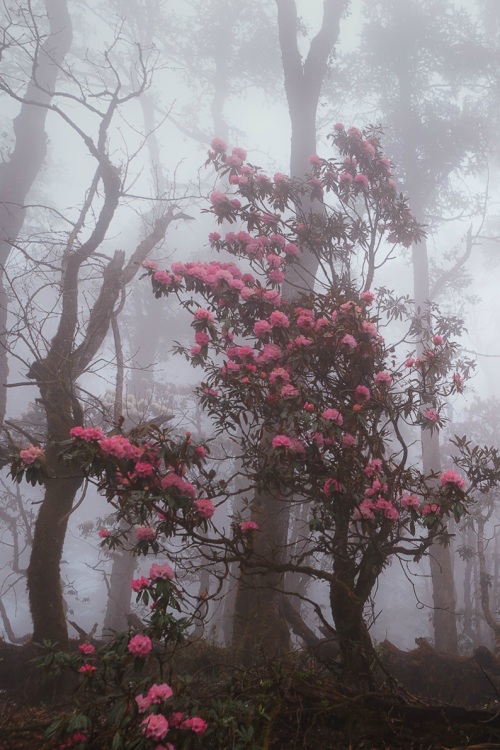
[
  {"x1": 329, "y1": 580, "x2": 373, "y2": 689},
  {"x1": 0, "y1": 0, "x2": 72, "y2": 424},
  {"x1": 102, "y1": 531, "x2": 138, "y2": 636}
]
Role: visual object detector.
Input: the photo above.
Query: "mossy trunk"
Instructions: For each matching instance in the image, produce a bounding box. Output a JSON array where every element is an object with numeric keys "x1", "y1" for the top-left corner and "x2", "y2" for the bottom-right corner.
[
  {"x1": 329, "y1": 580, "x2": 374, "y2": 689},
  {"x1": 27, "y1": 367, "x2": 83, "y2": 648}
]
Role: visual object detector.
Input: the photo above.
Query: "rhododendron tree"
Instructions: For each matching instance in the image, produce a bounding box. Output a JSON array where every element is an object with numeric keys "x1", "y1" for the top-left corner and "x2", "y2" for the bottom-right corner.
[{"x1": 138, "y1": 128, "x2": 471, "y2": 683}]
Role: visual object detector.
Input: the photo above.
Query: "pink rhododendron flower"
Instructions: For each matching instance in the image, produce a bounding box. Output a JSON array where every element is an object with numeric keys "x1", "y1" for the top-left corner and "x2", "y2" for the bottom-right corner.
[
  {"x1": 19, "y1": 445, "x2": 44, "y2": 464},
  {"x1": 355, "y1": 385, "x2": 370, "y2": 403},
  {"x1": 195, "y1": 445, "x2": 206, "y2": 459},
  {"x1": 385, "y1": 506, "x2": 399, "y2": 521},
  {"x1": 79, "y1": 643, "x2": 95, "y2": 655},
  {"x1": 341, "y1": 334, "x2": 357, "y2": 350},
  {"x1": 404, "y1": 357, "x2": 415, "y2": 368},
  {"x1": 150, "y1": 563, "x2": 174, "y2": 581},
  {"x1": 208, "y1": 231, "x2": 221, "y2": 242},
  {"x1": 193, "y1": 308, "x2": 214, "y2": 324},
  {"x1": 425, "y1": 409, "x2": 438, "y2": 423},
  {"x1": 374, "y1": 371, "x2": 392, "y2": 386},
  {"x1": 99, "y1": 435, "x2": 144, "y2": 460},
  {"x1": 272, "y1": 435, "x2": 292, "y2": 449},
  {"x1": 70, "y1": 426, "x2": 104, "y2": 441},
  {"x1": 441, "y1": 470, "x2": 465, "y2": 490},
  {"x1": 362, "y1": 321, "x2": 378, "y2": 338},
  {"x1": 194, "y1": 498, "x2": 215, "y2": 518},
  {"x1": 354, "y1": 174, "x2": 369, "y2": 188},
  {"x1": 79, "y1": 664, "x2": 97, "y2": 675},
  {"x1": 211, "y1": 137, "x2": 227, "y2": 153},
  {"x1": 161, "y1": 473, "x2": 196, "y2": 497},
  {"x1": 169, "y1": 713, "x2": 186, "y2": 728},
  {"x1": 141, "y1": 714, "x2": 169, "y2": 741},
  {"x1": 400, "y1": 494, "x2": 420, "y2": 510},
  {"x1": 195, "y1": 331, "x2": 210, "y2": 346},
  {"x1": 210, "y1": 191, "x2": 229, "y2": 208},
  {"x1": 142, "y1": 259, "x2": 158, "y2": 270},
  {"x1": 182, "y1": 717, "x2": 207, "y2": 734},
  {"x1": 342, "y1": 434, "x2": 358, "y2": 448},
  {"x1": 128, "y1": 634, "x2": 152, "y2": 658},
  {"x1": 240, "y1": 521, "x2": 259, "y2": 533},
  {"x1": 254, "y1": 320, "x2": 271, "y2": 337},
  {"x1": 281, "y1": 384, "x2": 299, "y2": 398},
  {"x1": 322, "y1": 408, "x2": 343, "y2": 425},
  {"x1": 361, "y1": 290, "x2": 375, "y2": 304},
  {"x1": 453, "y1": 373, "x2": 464, "y2": 387},
  {"x1": 269, "y1": 367, "x2": 291, "y2": 385},
  {"x1": 98, "y1": 529, "x2": 111, "y2": 538},
  {"x1": 190, "y1": 346, "x2": 202, "y2": 357},
  {"x1": 433, "y1": 335, "x2": 443, "y2": 345},
  {"x1": 135, "y1": 694, "x2": 151, "y2": 713},
  {"x1": 133, "y1": 462, "x2": 154, "y2": 477},
  {"x1": 270, "y1": 311, "x2": 289, "y2": 328},
  {"x1": 284, "y1": 242, "x2": 300, "y2": 256},
  {"x1": 304, "y1": 402, "x2": 315, "y2": 412},
  {"x1": 136, "y1": 527, "x2": 156, "y2": 542},
  {"x1": 154, "y1": 271, "x2": 172, "y2": 285},
  {"x1": 269, "y1": 270, "x2": 284, "y2": 283},
  {"x1": 339, "y1": 172, "x2": 353, "y2": 184},
  {"x1": 131, "y1": 576, "x2": 150, "y2": 592},
  {"x1": 324, "y1": 478, "x2": 342, "y2": 495},
  {"x1": 422, "y1": 504, "x2": 441, "y2": 516},
  {"x1": 309, "y1": 155, "x2": 322, "y2": 166},
  {"x1": 148, "y1": 683, "x2": 173, "y2": 704}
]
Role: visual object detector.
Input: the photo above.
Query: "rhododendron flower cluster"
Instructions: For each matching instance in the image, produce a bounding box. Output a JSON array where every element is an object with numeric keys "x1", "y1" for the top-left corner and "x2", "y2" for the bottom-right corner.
[
  {"x1": 128, "y1": 634, "x2": 152, "y2": 658},
  {"x1": 19, "y1": 445, "x2": 44, "y2": 464}
]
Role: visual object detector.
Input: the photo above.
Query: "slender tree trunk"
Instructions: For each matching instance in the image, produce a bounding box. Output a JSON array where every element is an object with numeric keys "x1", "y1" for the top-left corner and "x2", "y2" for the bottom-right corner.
[
  {"x1": 102, "y1": 524, "x2": 138, "y2": 635},
  {"x1": 0, "y1": 0, "x2": 72, "y2": 424}
]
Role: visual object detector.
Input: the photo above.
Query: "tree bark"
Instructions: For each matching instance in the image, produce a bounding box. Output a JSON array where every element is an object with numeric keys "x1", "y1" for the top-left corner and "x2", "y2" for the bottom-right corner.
[{"x1": 0, "y1": 0, "x2": 72, "y2": 424}]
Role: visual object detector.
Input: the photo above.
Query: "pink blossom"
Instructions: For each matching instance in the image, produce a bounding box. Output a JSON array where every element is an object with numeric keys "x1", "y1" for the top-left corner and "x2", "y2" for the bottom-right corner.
[
  {"x1": 131, "y1": 576, "x2": 150, "y2": 592},
  {"x1": 269, "y1": 367, "x2": 291, "y2": 385},
  {"x1": 79, "y1": 643, "x2": 95, "y2": 655},
  {"x1": 433, "y1": 335, "x2": 443, "y2": 345},
  {"x1": 441, "y1": 470, "x2": 465, "y2": 490},
  {"x1": 425, "y1": 409, "x2": 438, "y2": 423},
  {"x1": 290, "y1": 335, "x2": 313, "y2": 348},
  {"x1": 128, "y1": 634, "x2": 152, "y2": 658},
  {"x1": 169, "y1": 713, "x2": 186, "y2": 728},
  {"x1": 211, "y1": 137, "x2": 227, "y2": 153},
  {"x1": 254, "y1": 320, "x2": 271, "y2": 337},
  {"x1": 269, "y1": 270, "x2": 284, "y2": 284},
  {"x1": 135, "y1": 694, "x2": 151, "y2": 713},
  {"x1": 400, "y1": 494, "x2": 420, "y2": 510},
  {"x1": 385, "y1": 506, "x2": 399, "y2": 521},
  {"x1": 404, "y1": 358, "x2": 415, "y2": 368},
  {"x1": 148, "y1": 683, "x2": 173, "y2": 704},
  {"x1": 240, "y1": 521, "x2": 259, "y2": 533},
  {"x1": 195, "y1": 446, "x2": 206, "y2": 459},
  {"x1": 141, "y1": 714, "x2": 169, "y2": 741},
  {"x1": 280, "y1": 384, "x2": 299, "y2": 398},
  {"x1": 98, "y1": 529, "x2": 111, "y2": 538},
  {"x1": 309, "y1": 155, "x2": 322, "y2": 166},
  {"x1": 272, "y1": 435, "x2": 292, "y2": 449},
  {"x1": 154, "y1": 271, "x2": 172, "y2": 285},
  {"x1": 274, "y1": 172, "x2": 289, "y2": 183},
  {"x1": 70, "y1": 426, "x2": 104, "y2": 442},
  {"x1": 297, "y1": 314, "x2": 315, "y2": 330},
  {"x1": 334, "y1": 123, "x2": 344, "y2": 131},
  {"x1": 324, "y1": 478, "x2": 342, "y2": 495},
  {"x1": 342, "y1": 434, "x2": 358, "y2": 448},
  {"x1": 354, "y1": 174, "x2": 369, "y2": 188},
  {"x1": 232, "y1": 147, "x2": 247, "y2": 161},
  {"x1": 182, "y1": 717, "x2": 207, "y2": 735},
  {"x1": 79, "y1": 664, "x2": 96, "y2": 675},
  {"x1": 364, "y1": 459, "x2": 382, "y2": 477},
  {"x1": 270, "y1": 311, "x2": 289, "y2": 328},
  {"x1": 193, "y1": 308, "x2": 214, "y2": 324},
  {"x1": 388, "y1": 179, "x2": 398, "y2": 190},
  {"x1": 339, "y1": 172, "x2": 353, "y2": 184},
  {"x1": 360, "y1": 323, "x2": 377, "y2": 343},
  {"x1": 322, "y1": 408, "x2": 343, "y2": 425},
  {"x1": 149, "y1": 563, "x2": 174, "y2": 581},
  {"x1": 194, "y1": 498, "x2": 215, "y2": 518},
  {"x1": 355, "y1": 385, "x2": 370, "y2": 403},
  {"x1": 204, "y1": 388, "x2": 218, "y2": 397},
  {"x1": 161, "y1": 473, "x2": 196, "y2": 497},
  {"x1": 361, "y1": 290, "x2": 375, "y2": 304},
  {"x1": 284, "y1": 243, "x2": 300, "y2": 256},
  {"x1": 266, "y1": 253, "x2": 284, "y2": 268},
  {"x1": 136, "y1": 527, "x2": 156, "y2": 542},
  {"x1": 341, "y1": 334, "x2": 357, "y2": 350},
  {"x1": 19, "y1": 445, "x2": 44, "y2": 464},
  {"x1": 258, "y1": 344, "x2": 283, "y2": 363},
  {"x1": 99, "y1": 435, "x2": 144, "y2": 460},
  {"x1": 453, "y1": 373, "x2": 464, "y2": 387},
  {"x1": 133, "y1": 462, "x2": 154, "y2": 477},
  {"x1": 209, "y1": 232, "x2": 221, "y2": 242},
  {"x1": 142, "y1": 259, "x2": 158, "y2": 270},
  {"x1": 374, "y1": 371, "x2": 392, "y2": 387},
  {"x1": 195, "y1": 332, "x2": 210, "y2": 346},
  {"x1": 304, "y1": 402, "x2": 315, "y2": 413}
]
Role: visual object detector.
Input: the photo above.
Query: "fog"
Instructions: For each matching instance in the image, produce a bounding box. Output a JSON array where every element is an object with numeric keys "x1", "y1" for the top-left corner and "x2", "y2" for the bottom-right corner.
[{"x1": 2, "y1": 0, "x2": 500, "y2": 698}]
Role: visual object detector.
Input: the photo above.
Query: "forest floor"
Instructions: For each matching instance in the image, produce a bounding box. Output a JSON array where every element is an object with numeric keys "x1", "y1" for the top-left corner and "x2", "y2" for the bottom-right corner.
[{"x1": 3, "y1": 639, "x2": 500, "y2": 749}]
